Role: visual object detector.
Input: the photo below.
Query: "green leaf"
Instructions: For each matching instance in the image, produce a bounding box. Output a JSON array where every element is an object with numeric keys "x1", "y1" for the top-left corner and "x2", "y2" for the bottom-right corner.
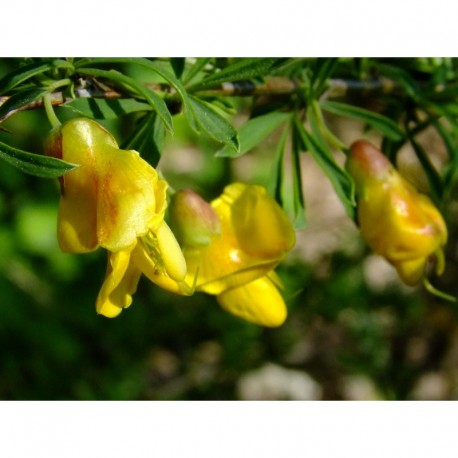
[
  {"x1": 431, "y1": 119, "x2": 458, "y2": 191},
  {"x1": 63, "y1": 97, "x2": 152, "y2": 119},
  {"x1": 121, "y1": 113, "x2": 165, "y2": 167},
  {"x1": 290, "y1": 128, "x2": 307, "y2": 229},
  {"x1": 75, "y1": 58, "x2": 192, "y2": 112},
  {"x1": 0, "y1": 87, "x2": 49, "y2": 123},
  {"x1": 136, "y1": 59, "x2": 191, "y2": 105},
  {"x1": 407, "y1": 131, "x2": 443, "y2": 202},
  {"x1": 268, "y1": 121, "x2": 289, "y2": 200},
  {"x1": 182, "y1": 58, "x2": 212, "y2": 85},
  {"x1": 308, "y1": 100, "x2": 347, "y2": 151},
  {"x1": 0, "y1": 60, "x2": 72, "y2": 96},
  {"x1": 0, "y1": 141, "x2": 78, "y2": 178},
  {"x1": 381, "y1": 136, "x2": 405, "y2": 164},
  {"x1": 76, "y1": 67, "x2": 173, "y2": 132},
  {"x1": 267, "y1": 120, "x2": 306, "y2": 229},
  {"x1": 216, "y1": 111, "x2": 290, "y2": 158},
  {"x1": 188, "y1": 58, "x2": 287, "y2": 92},
  {"x1": 320, "y1": 100, "x2": 404, "y2": 142},
  {"x1": 171, "y1": 58, "x2": 186, "y2": 79},
  {"x1": 311, "y1": 58, "x2": 339, "y2": 97},
  {"x1": 186, "y1": 95, "x2": 239, "y2": 152},
  {"x1": 372, "y1": 62, "x2": 421, "y2": 99},
  {"x1": 294, "y1": 116, "x2": 355, "y2": 219}
]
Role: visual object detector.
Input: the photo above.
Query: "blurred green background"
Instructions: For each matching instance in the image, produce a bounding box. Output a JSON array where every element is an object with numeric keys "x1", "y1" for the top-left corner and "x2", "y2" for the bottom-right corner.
[{"x1": 1, "y1": 58, "x2": 458, "y2": 400}]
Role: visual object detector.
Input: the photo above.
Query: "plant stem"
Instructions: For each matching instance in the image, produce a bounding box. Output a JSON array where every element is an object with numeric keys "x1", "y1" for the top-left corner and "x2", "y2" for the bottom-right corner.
[
  {"x1": 423, "y1": 277, "x2": 456, "y2": 302},
  {"x1": 43, "y1": 93, "x2": 61, "y2": 129}
]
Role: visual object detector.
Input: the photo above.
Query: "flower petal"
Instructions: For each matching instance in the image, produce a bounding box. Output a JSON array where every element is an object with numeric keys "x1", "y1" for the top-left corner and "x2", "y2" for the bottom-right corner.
[
  {"x1": 156, "y1": 222, "x2": 187, "y2": 282},
  {"x1": 217, "y1": 275, "x2": 287, "y2": 327},
  {"x1": 228, "y1": 183, "x2": 296, "y2": 257},
  {"x1": 57, "y1": 175, "x2": 99, "y2": 253},
  {"x1": 131, "y1": 239, "x2": 192, "y2": 296},
  {"x1": 96, "y1": 246, "x2": 141, "y2": 318},
  {"x1": 185, "y1": 183, "x2": 295, "y2": 294},
  {"x1": 394, "y1": 257, "x2": 428, "y2": 286},
  {"x1": 55, "y1": 118, "x2": 168, "y2": 253},
  {"x1": 360, "y1": 177, "x2": 446, "y2": 262},
  {"x1": 347, "y1": 140, "x2": 448, "y2": 286}
]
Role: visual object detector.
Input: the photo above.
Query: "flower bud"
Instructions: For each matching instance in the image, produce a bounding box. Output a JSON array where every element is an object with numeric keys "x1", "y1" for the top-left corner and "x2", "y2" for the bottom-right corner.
[
  {"x1": 346, "y1": 139, "x2": 392, "y2": 190},
  {"x1": 346, "y1": 140, "x2": 447, "y2": 286},
  {"x1": 169, "y1": 189, "x2": 221, "y2": 247}
]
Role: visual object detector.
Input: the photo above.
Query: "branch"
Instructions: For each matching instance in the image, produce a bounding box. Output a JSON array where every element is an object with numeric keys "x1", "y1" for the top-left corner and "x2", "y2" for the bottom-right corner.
[
  {"x1": 0, "y1": 76, "x2": 400, "y2": 123},
  {"x1": 0, "y1": 86, "x2": 123, "y2": 123}
]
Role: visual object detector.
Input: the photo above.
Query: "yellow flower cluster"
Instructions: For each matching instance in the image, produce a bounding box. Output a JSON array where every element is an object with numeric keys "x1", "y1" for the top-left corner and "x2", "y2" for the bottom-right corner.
[
  {"x1": 45, "y1": 118, "x2": 296, "y2": 326},
  {"x1": 346, "y1": 140, "x2": 447, "y2": 286},
  {"x1": 45, "y1": 118, "x2": 187, "y2": 317},
  {"x1": 169, "y1": 184, "x2": 296, "y2": 326}
]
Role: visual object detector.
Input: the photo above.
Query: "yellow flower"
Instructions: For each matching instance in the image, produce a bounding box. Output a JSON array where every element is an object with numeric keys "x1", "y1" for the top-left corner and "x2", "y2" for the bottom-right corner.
[
  {"x1": 45, "y1": 117, "x2": 187, "y2": 317},
  {"x1": 346, "y1": 140, "x2": 447, "y2": 286},
  {"x1": 169, "y1": 183, "x2": 296, "y2": 326}
]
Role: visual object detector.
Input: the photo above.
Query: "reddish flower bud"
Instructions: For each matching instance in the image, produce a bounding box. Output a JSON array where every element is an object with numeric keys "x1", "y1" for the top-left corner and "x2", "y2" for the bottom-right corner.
[
  {"x1": 346, "y1": 140, "x2": 447, "y2": 286},
  {"x1": 169, "y1": 189, "x2": 221, "y2": 247}
]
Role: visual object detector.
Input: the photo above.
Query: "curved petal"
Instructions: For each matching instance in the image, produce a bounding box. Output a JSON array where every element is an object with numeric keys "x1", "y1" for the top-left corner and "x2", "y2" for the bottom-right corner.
[
  {"x1": 156, "y1": 222, "x2": 187, "y2": 282},
  {"x1": 217, "y1": 275, "x2": 287, "y2": 327},
  {"x1": 96, "y1": 246, "x2": 141, "y2": 318},
  {"x1": 57, "y1": 174, "x2": 99, "y2": 253},
  {"x1": 394, "y1": 257, "x2": 428, "y2": 286},
  {"x1": 131, "y1": 239, "x2": 192, "y2": 296},
  {"x1": 347, "y1": 140, "x2": 447, "y2": 287},
  {"x1": 228, "y1": 183, "x2": 295, "y2": 257},
  {"x1": 186, "y1": 183, "x2": 295, "y2": 294},
  {"x1": 360, "y1": 177, "x2": 446, "y2": 263},
  {"x1": 55, "y1": 118, "x2": 167, "y2": 253}
]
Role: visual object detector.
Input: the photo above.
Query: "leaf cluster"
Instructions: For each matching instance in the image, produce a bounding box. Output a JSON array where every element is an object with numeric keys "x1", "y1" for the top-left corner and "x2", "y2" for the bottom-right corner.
[{"x1": 1, "y1": 58, "x2": 458, "y2": 227}]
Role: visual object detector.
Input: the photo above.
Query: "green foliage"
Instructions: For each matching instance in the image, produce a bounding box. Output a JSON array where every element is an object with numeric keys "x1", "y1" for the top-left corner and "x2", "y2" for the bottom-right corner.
[
  {"x1": 0, "y1": 88, "x2": 49, "y2": 122},
  {"x1": 121, "y1": 113, "x2": 165, "y2": 167},
  {"x1": 0, "y1": 139, "x2": 78, "y2": 178},
  {"x1": 216, "y1": 111, "x2": 290, "y2": 158},
  {"x1": 63, "y1": 97, "x2": 152, "y2": 119},
  {"x1": 75, "y1": 67, "x2": 174, "y2": 132},
  {"x1": 320, "y1": 100, "x2": 405, "y2": 142},
  {"x1": 187, "y1": 58, "x2": 287, "y2": 91},
  {"x1": 294, "y1": 115, "x2": 355, "y2": 220},
  {"x1": 186, "y1": 95, "x2": 239, "y2": 152},
  {"x1": 0, "y1": 59, "x2": 73, "y2": 95}
]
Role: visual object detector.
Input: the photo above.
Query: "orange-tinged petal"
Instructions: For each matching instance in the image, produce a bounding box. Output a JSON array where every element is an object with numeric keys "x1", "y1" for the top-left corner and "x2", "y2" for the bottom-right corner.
[
  {"x1": 346, "y1": 139, "x2": 392, "y2": 188},
  {"x1": 217, "y1": 276, "x2": 287, "y2": 327},
  {"x1": 48, "y1": 118, "x2": 167, "y2": 253},
  {"x1": 347, "y1": 140, "x2": 448, "y2": 286},
  {"x1": 359, "y1": 178, "x2": 447, "y2": 262},
  {"x1": 57, "y1": 177, "x2": 99, "y2": 252}
]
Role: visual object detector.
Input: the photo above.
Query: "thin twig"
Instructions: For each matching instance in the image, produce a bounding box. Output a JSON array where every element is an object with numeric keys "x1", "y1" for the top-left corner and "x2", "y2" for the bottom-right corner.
[
  {"x1": 0, "y1": 76, "x2": 401, "y2": 122},
  {"x1": 0, "y1": 87, "x2": 123, "y2": 123}
]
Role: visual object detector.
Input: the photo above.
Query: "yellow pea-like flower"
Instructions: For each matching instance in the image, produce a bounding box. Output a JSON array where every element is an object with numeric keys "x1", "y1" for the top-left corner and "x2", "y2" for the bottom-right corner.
[
  {"x1": 45, "y1": 118, "x2": 187, "y2": 317},
  {"x1": 169, "y1": 184, "x2": 296, "y2": 326},
  {"x1": 346, "y1": 140, "x2": 447, "y2": 286}
]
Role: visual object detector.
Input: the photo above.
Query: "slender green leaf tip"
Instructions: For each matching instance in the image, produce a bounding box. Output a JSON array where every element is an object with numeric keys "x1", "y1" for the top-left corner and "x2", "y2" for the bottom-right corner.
[{"x1": 0, "y1": 141, "x2": 79, "y2": 178}]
